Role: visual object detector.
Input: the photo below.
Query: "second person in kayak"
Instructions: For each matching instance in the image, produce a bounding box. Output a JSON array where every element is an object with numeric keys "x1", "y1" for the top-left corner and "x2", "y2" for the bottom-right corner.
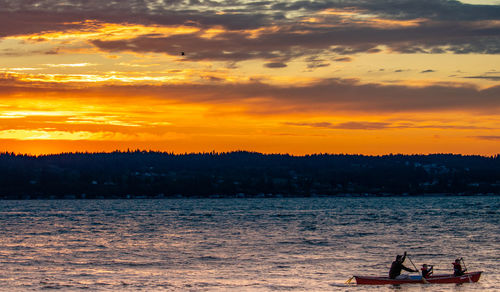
[
  {"x1": 421, "y1": 264, "x2": 433, "y2": 278},
  {"x1": 389, "y1": 251, "x2": 418, "y2": 279}
]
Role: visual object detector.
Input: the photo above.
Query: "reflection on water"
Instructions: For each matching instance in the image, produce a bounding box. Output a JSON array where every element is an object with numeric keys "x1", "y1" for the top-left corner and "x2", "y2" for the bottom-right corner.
[{"x1": 0, "y1": 196, "x2": 498, "y2": 291}]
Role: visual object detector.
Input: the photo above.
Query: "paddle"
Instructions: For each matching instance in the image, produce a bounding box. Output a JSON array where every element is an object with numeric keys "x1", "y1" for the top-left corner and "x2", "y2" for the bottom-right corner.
[
  {"x1": 460, "y1": 258, "x2": 473, "y2": 283},
  {"x1": 408, "y1": 255, "x2": 429, "y2": 284},
  {"x1": 460, "y1": 257, "x2": 468, "y2": 273},
  {"x1": 407, "y1": 255, "x2": 419, "y2": 273}
]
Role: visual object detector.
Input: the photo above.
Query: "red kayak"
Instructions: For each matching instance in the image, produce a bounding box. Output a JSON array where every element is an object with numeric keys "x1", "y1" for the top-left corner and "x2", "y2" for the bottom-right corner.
[{"x1": 354, "y1": 271, "x2": 482, "y2": 285}]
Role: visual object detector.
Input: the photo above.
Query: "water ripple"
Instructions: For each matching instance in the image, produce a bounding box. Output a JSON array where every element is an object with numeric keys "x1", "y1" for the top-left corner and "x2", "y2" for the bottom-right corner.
[{"x1": 0, "y1": 196, "x2": 498, "y2": 291}]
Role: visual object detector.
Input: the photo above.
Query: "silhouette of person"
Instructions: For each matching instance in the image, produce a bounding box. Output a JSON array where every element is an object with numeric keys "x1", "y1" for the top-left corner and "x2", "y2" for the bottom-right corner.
[
  {"x1": 389, "y1": 252, "x2": 418, "y2": 279},
  {"x1": 452, "y1": 259, "x2": 466, "y2": 276},
  {"x1": 421, "y1": 264, "x2": 433, "y2": 278}
]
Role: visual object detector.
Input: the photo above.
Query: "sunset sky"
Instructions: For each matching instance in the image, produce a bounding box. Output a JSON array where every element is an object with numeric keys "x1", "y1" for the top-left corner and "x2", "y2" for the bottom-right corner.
[{"x1": 0, "y1": 0, "x2": 499, "y2": 155}]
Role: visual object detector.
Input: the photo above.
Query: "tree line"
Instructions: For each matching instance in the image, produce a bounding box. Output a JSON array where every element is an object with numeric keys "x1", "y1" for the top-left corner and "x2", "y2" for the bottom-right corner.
[{"x1": 0, "y1": 151, "x2": 498, "y2": 199}]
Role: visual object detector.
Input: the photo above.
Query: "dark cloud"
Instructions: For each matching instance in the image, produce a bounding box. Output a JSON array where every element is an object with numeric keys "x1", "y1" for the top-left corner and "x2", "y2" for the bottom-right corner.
[
  {"x1": 286, "y1": 120, "x2": 494, "y2": 130},
  {"x1": 91, "y1": 33, "x2": 287, "y2": 62},
  {"x1": 305, "y1": 56, "x2": 330, "y2": 69},
  {"x1": 1, "y1": 1, "x2": 498, "y2": 25},
  {"x1": 334, "y1": 57, "x2": 352, "y2": 62},
  {"x1": 330, "y1": 45, "x2": 382, "y2": 55},
  {"x1": 88, "y1": 20, "x2": 500, "y2": 63},
  {"x1": 463, "y1": 75, "x2": 500, "y2": 81},
  {"x1": 0, "y1": 1, "x2": 276, "y2": 34},
  {"x1": 420, "y1": 69, "x2": 435, "y2": 73},
  {"x1": 151, "y1": 79, "x2": 500, "y2": 113},
  {"x1": 0, "y1": 11, "x2": 89, "y2": 37},
  {"x1": 287, "y1": 121, "x2": 392, "y2": 130},
  {"x1": 307, "y1": 62, "x2": 330, "y2": 69},
  {"x1": 264, "y1": 62, "x2": 287, "y2": 68},
  {"x1": 472, "y1": 136, "x2": 500, "y2": 141},
  {"x1": 0, "y1": 0, "x2": 498, "y2": 64},
  {"x1": 337, "y1": 121, "x2": 391, "y2": 130},
  {"x1": 326, "y1": 0, "x2": 500, "y2": 21}
]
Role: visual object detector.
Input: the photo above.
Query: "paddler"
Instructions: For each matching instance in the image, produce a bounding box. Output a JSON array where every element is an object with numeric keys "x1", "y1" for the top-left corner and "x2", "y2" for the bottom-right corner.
[
  {"x1": 389, "y1": 251, "x2": 418, "y2": 279},
  {"x1": 452, "y1": 258, "x2": 467, "y2": 276},
  {"x1": 421, "y1": 264, "x2": 433, "y2": 278}
]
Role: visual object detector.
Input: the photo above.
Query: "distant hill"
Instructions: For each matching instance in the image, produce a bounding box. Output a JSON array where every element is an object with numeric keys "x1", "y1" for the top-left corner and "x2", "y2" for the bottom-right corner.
[{"x1": 0, "y1": 151, "x2": 498, "y2": 199}]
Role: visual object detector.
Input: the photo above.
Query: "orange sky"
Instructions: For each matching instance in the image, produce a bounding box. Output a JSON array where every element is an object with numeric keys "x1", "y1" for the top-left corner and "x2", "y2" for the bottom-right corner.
[{"x1": 0, "y1": 1, "x2": 499, "y2": 155}]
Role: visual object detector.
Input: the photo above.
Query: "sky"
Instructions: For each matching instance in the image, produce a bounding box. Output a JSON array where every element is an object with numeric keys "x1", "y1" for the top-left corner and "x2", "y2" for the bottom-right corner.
[{"x1": 0, "y1": 0, "x2": 499, "y2": 156}]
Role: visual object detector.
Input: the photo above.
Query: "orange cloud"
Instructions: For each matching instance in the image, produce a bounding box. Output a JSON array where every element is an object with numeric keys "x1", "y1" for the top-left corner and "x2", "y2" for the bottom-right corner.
[{"x1": 7, "y1": 21, "x2": 201, "y2": 42}]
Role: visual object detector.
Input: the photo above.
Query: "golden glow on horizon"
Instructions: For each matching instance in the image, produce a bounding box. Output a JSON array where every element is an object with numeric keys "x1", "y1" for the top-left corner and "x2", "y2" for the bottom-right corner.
[{"x1": 0, "y1": 89, "x2": 498, "y2": 155}]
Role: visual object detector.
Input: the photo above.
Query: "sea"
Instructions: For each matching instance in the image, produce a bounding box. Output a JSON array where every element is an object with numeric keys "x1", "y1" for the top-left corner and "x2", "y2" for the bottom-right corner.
[{"x1": 0, "y1": 196, "x2": 498, "y2": 291}]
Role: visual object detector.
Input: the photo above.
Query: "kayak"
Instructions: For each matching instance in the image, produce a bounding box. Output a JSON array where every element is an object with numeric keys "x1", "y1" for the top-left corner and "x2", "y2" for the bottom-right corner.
[{"x1": 354, "y1": 271, "x2": 482, "y2": 285}]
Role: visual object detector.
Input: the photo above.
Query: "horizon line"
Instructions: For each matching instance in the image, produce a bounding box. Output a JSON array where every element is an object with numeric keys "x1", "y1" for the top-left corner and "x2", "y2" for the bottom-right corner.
[{"x1": 2, "y1": 149, "x2": 498, "y2": 158}]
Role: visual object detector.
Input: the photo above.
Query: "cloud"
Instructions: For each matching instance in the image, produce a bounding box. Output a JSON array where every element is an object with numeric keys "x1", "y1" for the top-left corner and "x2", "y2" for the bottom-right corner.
[
  {"x1": 420, "y1": 69, "x2": 436, "y2": 73},
  {"x1": 0, "y1": 0, "x2": 498, "y2": 65},
  {"x1": 87, "y1": 18, "x2": 500, "y2": 63},
  {"x1": 0, "y1": 1, "x2": 276, "y2": 37},
  {"x1": 0, "y1": 10, "x2": 87, "y2": 37},
  {"x1": 0, "y1": 47, "x2": 60, "y2": 57},
  {"x1": 334, "y1": 57, "x2": 352, "y2": 62},
  {"x1": 464, "y1": 75, "x2": 500, "y2": 81},
  {"x1": 305, "y1": 56, "x2": 330, "y2": 69},
  {"x1": 264, "y1": 62, "x2": 287, "y2": 68},
  {"x1": 4, "y1": 0, "x2": 499, "y2": 24},
  {"x1": 2, "y1": 74, "x2": 498, "y2": 114},
  {"x1": 472, "y1": 135, "x2": 500, "y2": 140},
  {"x1": 286, "y1": 121, "x2": 392, "y2": 130},
  {"x1": 324, "y1": 0, "x2": 500, "y2": 21},
  {"x1": 87, "y1": 20, "x2": 500, "y2": 64},
  {"x1": 286, "y1": 120, "x2": 495, "y2": 130}
]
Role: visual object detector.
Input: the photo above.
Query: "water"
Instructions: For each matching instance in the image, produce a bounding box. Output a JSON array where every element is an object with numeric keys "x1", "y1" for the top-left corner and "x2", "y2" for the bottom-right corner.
[{"x1": 0, "y1": 196, "x2": 498, "y2": 291}]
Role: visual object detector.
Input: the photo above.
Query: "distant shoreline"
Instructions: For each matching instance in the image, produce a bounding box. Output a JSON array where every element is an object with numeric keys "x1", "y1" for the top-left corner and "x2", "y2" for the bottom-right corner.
[
  {"x1": 1, "y1": 151, "x2": 498, "y2": 199},
  {"x1": 1, "y1": 193, "x2": 499, "y2": 201}
]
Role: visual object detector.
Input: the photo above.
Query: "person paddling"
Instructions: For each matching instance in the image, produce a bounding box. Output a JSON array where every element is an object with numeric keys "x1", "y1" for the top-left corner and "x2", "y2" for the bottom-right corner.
[
  {"x1": 452, "y1": 258, "x2": 467, "y2": 276},
  {"x1": 389, "y1": 251, "x2": 418, "y2": 279},
  {"x1": 421, "y1": 264, "x2": 433, "y2": 278}
]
